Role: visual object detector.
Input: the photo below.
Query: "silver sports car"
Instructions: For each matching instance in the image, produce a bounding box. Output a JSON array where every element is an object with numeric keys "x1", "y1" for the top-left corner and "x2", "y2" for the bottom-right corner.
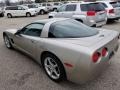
[{"x1": 3, "y1": 18, "x2": 120, "y2": 83}]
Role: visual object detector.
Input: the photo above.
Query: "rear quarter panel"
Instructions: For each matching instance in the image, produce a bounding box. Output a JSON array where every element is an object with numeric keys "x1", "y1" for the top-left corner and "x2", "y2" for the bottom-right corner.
[{"x1": 39, "y1": 38, "x2": 93, "y2": 81}]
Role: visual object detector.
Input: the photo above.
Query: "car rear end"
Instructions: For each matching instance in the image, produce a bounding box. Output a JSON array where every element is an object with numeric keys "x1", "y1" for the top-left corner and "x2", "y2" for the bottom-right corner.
[
  {"x1": 70, "y1": 30, "x2": 120, "y2": 83},
  {"x1": 108, "y1": 1, "x2": 120, "y2": 20},
  {"x1": 80, "y1": 2, "x2": 107, "y2": 27},
  {"x1": 99, "y1": 1, "x2": 120, "y2": 20}
]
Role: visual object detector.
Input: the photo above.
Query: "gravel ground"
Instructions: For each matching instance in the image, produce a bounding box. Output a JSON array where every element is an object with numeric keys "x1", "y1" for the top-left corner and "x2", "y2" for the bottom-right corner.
[{"x1": 0, "y1": 15, "x2": 120, "y2": 90}]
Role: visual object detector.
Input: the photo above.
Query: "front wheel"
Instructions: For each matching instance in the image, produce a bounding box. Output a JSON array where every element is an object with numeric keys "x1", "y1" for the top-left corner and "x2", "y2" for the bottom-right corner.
[
  {"x1": 53, "y1": 8, "x2": 57, "y2": 12},
  {"x1": 3, "y1": 35, "x2": 13, "y2": 49},
  {"x1": 41, "y1": 53, "x2": 66, "y2": 82}
]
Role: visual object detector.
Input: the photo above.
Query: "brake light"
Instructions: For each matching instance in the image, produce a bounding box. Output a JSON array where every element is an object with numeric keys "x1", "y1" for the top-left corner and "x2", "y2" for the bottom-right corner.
[
  {"x1": 109, "y1": 9, "x2": 114, "y2": 13},
  {"x1": 92, "y1": 52, "x2": 101, "y2": 63},
  {"x1": 87, "y1": 11, "x2": 96, "y2": 16},
  {"x1": 102, "y1": 48, "x2": 108, "y2": 57}
]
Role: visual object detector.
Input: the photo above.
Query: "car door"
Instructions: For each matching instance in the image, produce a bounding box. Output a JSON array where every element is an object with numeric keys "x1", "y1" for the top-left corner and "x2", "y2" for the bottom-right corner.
[
  {"x1": 11, "y1": 6, "x2": 18, "y2": 16},
  {"x1": 63, "y1": 4, "x2": 77, "y2": 18},
  {"x1": 17, "y1": 6, "x2": 26, "y2": 16},
  {"x1": 55, "y1": 5, "x2": 66, "y2": 17},
  {"x1": 13, "y1": 23, "x2": 44, "y2": 58}
]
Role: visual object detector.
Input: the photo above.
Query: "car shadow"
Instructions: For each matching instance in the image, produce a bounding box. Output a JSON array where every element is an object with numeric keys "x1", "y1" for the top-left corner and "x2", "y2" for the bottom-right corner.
[{"x1": 107, "y1": 20, "x2": 120, "y2": 25}]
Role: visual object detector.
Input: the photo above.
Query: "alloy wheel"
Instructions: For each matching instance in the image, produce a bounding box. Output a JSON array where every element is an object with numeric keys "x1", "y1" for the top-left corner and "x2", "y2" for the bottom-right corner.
[{"x1": 44, "y1": 57, "x2": 60, "y2": 80}]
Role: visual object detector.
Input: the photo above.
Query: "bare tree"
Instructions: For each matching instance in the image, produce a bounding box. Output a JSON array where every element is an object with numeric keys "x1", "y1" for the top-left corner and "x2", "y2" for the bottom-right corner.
[{"x1": 5, "y1": 0, "x2": 10, "y2": 6}]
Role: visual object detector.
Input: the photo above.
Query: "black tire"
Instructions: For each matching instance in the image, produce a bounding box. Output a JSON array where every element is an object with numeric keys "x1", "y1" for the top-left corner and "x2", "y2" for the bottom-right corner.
[
  {"x1": 49, "y1": 16, "x2": 53, "y2": 18},
  {"x1": 53, "y1": 8, "x2": 57, "y2": 11},
  {"x1": 26, "y1": 12, "x2": 31, "y2": 17},
  {"x1": 7, "y1": 13, "x2": 12, "y2": 18},
  {"x1": 40, "y1": 10, "x2": 45, "y2": 15},
  {"x1": 3, "y1": 35, "x2": 13, "y2": 49},
  {"x1": 41, "y1": 53, "x2": 66, "y2": 82},
  {"x1": 0, "y1": 13, "x2": 4, "y2": 17}
]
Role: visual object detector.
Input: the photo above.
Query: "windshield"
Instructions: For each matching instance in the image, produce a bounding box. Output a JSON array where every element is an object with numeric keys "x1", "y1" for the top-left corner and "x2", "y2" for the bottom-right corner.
[{"x1": 48, "y1": 19, "x2": 99, "y2": 38}]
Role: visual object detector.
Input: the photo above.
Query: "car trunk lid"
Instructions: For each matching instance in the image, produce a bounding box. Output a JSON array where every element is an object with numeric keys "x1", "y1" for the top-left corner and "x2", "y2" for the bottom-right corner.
[{"x1": 59, "y1": 29, "x2": 117, "y2": 47}]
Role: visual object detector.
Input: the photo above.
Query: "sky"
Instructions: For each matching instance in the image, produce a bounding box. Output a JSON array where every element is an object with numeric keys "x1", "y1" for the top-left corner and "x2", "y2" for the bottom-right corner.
[{"x1": 0, "y1": 0, "x2": 35, "y2": 2}]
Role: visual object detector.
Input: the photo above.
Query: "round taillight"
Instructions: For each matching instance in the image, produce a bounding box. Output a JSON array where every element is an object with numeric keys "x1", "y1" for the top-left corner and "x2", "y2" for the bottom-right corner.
[
  {"x1": 92, "y1": 52, "x2": 101, "y2": 63},
  {"x1": 102, "y1": 48, "x2": 108, "y2": 57}
]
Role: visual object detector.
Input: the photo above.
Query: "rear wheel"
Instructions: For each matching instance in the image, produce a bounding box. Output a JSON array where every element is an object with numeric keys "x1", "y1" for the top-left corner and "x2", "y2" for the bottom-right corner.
[
  {"x1": 49, "y1": 16, "x2": 53, "y2": 18},
  {"x1": 3, "y1": 35, "x2": 13, "y2": 49},
  {"x1": 40, "y1": 10, "x2": 45, "y2": 15},
  {"x1": 26, "y1": 12, "x2": 31, "y2": 17},
  {"x1": 7, "y1": 13, "x2": 12, "y2": 18},
  {"x1": 41, "y1": 53, "x2": 66, "y2": 82},
  {"x1": 0, "y1": 13, "x2": 4, "y2": 17}
]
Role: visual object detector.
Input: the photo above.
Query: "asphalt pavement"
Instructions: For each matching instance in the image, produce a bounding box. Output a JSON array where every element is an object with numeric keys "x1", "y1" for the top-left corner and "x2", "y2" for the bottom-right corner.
[{"x1": 0, "y1": 15, "x2": 120, "y2": 90}]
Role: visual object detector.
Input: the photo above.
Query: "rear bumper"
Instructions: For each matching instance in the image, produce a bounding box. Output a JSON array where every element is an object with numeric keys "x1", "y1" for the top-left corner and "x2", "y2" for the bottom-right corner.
[
  {"x1": 68, "y1": 36, "x2": 119, "y2": 84},
  {"x1": 68, "y1": 58, "x2": 111, "y2": 84},
  {"x1": 108, "y1": 14, "x2": 120, "y2": 20},
  {"x1": 90, "y1": 20, "x2": 107, "y2": 27},
  {"x1": 96, "y1": 20, "x2": 107, "y2": 27}
]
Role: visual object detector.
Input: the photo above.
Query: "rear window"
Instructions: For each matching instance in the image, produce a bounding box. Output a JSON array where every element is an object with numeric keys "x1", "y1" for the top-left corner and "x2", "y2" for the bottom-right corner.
[
  {"x1": 118, "y1": 2, "x2": 120, "y2": 7},
  {"x1": 110, "y1": 2, "x2": 119, "y2": 8},
  {"x1": 48, "y1": 19, "x2": 98, "y2": 38},
  {"x1": 80, "y1": 3, "x2": 105, "y2": 12}
]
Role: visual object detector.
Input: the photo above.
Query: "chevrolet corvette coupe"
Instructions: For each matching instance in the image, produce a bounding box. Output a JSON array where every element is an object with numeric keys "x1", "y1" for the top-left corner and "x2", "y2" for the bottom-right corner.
[{"x1": 3, "y1": 18, "x2": 120, "y2": 83}]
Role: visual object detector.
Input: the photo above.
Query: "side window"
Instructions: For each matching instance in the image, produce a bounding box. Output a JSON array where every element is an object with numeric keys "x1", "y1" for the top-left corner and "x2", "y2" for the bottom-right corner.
[
  {"x1": 6, "y1": 6, "x2": 18, "y2": 10},
  {"x1": 58, "y1": 5, "x2": 66, "y2": 12},
  {"x1": 18, "y1": 6, "x2": 24, "y2": 10},
  {"x1": 65, "y1": 4, "x2": 76, "y2": 11},
  {"x1": 100, "y1": 3, "x2": 108, "y2": 8},
  {"x1": 11, "y1": 6, "x2": 17, "y2": 10},
  {"x1": 6, "y1": 7, "x2": 10, "y2": 10},
  {"x1": 47, "y1": 4, "x2": 51, "y2": 6},
  {"x1": 28, "y1": 5, "x2": 33, "y2": 8},
  {"x1": 20, "y1": 23, "x2": 44, "y2": 37},
  {"x1": 42, "y1": 3, "x2": 46, "y2": 6}
]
